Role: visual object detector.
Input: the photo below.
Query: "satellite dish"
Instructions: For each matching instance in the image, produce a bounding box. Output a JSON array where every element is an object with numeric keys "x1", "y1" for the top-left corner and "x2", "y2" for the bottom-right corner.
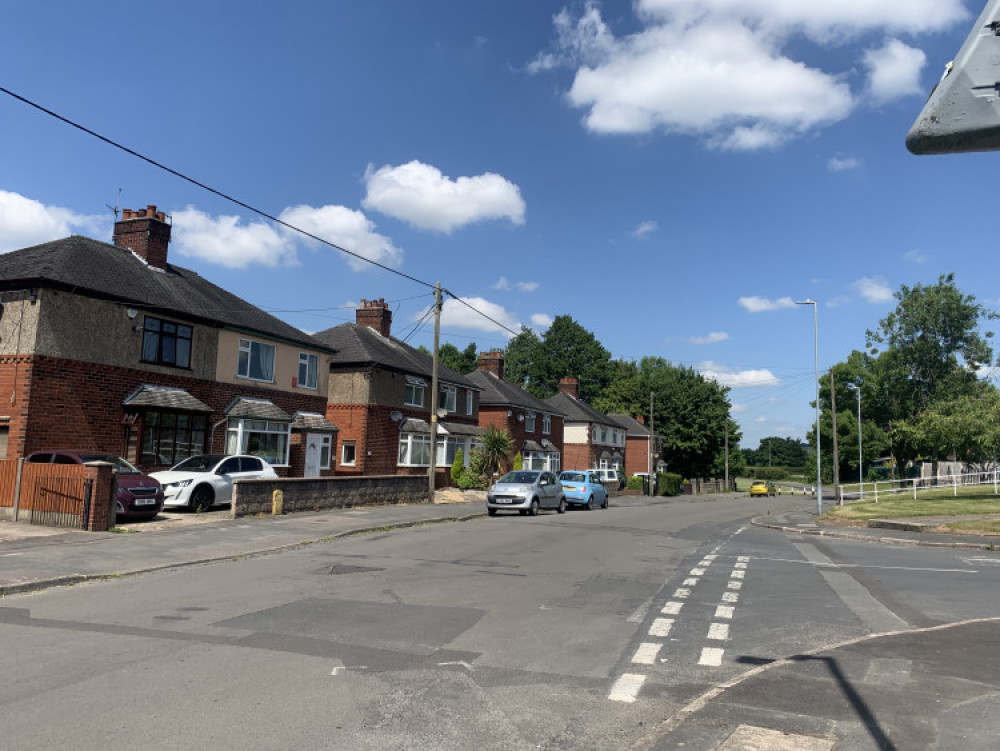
[
  {"x1": 436, "y1": 408, "x2": 448, "y2": 419},
  {"x1": 389, "y1": 411, "x2": 403, "y2": 422}
]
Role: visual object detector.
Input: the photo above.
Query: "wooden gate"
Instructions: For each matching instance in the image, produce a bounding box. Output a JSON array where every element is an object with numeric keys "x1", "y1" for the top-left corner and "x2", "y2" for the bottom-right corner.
[{"x1": 0, "y1": 461, "x2": 92, "y2": 528}]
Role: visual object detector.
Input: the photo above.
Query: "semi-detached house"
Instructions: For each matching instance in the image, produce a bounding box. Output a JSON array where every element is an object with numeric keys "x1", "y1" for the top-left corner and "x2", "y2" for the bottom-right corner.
[
  {"x1": 545, "y1": 377, "x2": 625, "y2": 472},
  {"x1": 0, "y1": 205, "x2": 338, "y2": 477}
]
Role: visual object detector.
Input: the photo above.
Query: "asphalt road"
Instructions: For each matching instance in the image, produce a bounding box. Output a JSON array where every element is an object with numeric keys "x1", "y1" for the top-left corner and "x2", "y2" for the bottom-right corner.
[{"x1": 1, "y1": 493, "x2": 998, "y2": 749}]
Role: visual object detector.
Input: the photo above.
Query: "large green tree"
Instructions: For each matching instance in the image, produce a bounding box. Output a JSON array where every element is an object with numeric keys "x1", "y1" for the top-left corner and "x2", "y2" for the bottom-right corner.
[{"x1": 438, "y1": 342, "x2": 478, "y2": 374}]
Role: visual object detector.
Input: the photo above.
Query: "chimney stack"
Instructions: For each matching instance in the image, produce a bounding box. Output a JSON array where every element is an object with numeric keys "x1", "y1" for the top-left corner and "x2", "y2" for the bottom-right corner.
[
  {"x1": 636, "y1": 415, "x2": 645, "y2": 425},
  {"x1": 113, "y1": 205, "x2": 171, "y2": 269},
  {"x1": 477, "y1": 351, "x2": 505, "y2": 380},
  {"x1": 355, "y1": 298, "x2": 392, "y2": 337},
  {"x1": 557, "y1": 377, "x2": 579, "y2": 399}
]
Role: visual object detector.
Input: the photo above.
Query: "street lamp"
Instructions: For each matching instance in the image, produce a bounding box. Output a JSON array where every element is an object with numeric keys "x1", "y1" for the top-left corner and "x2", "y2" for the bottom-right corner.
[
  {"x1": 795, "y1": 299, "x2": 822, "y2": 515},
  {"x1": 850, "y1": 383, "x2": 862, "y2": 500}
]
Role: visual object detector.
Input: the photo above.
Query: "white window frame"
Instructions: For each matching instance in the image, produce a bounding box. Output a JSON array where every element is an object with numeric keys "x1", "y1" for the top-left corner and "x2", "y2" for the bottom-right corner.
[
  {"x1": 340, "y1": 440, "x2": 357, "y2": 467},
  {"x1": 525, "y1": 412, "x2": 536, "y2": 432},
  {"x1": 319, "y1": 435, "x2": 332, "y2": 469},
  {"x1": 298, "y1": 352, "x2": 319, "y2": 390},
  {"x1": 466, "y1": 390, "x2": 474, "y2": 415},
  {"x1": 405, "y1": 377, "x2": 426, "y2": 408},
  {"x1": 439, "y1": 385, "x2": 457, "y2": 413},
  {"x1": 398, "y1": 432, "x2": 432, "y2": 466},
  {"x1": 237, "y1": 338, "x2": 275, "y2": 383},
  {"x1": 225, "y1": 418, "x2": 289, "y2": 466},
  {"x1": 542, "y1": 414, "x2": 551, "y2": 434}
]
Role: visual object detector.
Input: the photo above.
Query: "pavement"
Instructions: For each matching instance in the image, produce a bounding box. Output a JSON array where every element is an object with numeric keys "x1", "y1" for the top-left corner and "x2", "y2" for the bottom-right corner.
[{"x1": 3, "y1": 494, "x2": 999, "y2": 750}]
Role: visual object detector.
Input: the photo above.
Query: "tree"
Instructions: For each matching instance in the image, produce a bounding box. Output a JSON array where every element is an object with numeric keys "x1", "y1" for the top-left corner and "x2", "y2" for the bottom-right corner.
[
  {"x1": 908, "y1": 385, "x2": 1000, "y2": 471},
  {"x1": 478, "y1": 425, "x2": 514, "y2": 478},
  {"x1": 439, "y1": 342, "x2": 478, "y2": 374},
  {"x1": 505, "y1": 317, "x2": 612, "y2": 401},
  {"x1": 502, "y1": 327, "x2": 542, "y2": 393}
]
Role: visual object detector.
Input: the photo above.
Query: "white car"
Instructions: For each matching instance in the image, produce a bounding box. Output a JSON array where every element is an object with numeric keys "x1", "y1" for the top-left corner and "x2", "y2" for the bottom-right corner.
[{"x1": 151, "y1": 454, "x2": 277, "y2": 511}]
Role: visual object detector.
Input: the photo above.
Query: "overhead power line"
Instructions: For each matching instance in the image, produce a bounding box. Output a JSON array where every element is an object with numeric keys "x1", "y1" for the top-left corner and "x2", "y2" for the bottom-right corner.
[{"x1": 0, "y1": 85, "x2": 520, "y2": 337}]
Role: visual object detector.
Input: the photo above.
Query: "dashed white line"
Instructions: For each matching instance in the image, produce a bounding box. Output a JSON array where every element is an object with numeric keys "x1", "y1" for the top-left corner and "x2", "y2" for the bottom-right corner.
[
  {"x1": 632, "y1": 642, "x2": 663, "y2": 665},
  {"x1": 730, "y1": 569, "x2": 746, "y2": 579},
  {"x1": 698, "y1": 559, "x2": 713, "y2": 566},
  {"x1": 674, "y1": 587, "x2": 691, "y2": 599},
  {"x1": 699, "y1": 647, "x2": 724, "y2": 667},
  {"x1": 737, "y1": 556, "x2": 750, "y2": 563},
  {"x1": 722, "y1": 592, "x2": 740, "y2": 603},
  {"x1": 707, "y1": 623, "x2": 730, "y2": 640},
  {"x1": 715, "y1": 605, "x2": 734, "y2": 619},
  {"x1": 608, "y1": 673, "x2": 646, "y2": 703},
  {"x1": 683, "y1": 578, "x2": 699, "y2": 586},
  {"x1": 727, "y1": 581, "x2": 743, "y2": 591},
  {"x1": 734, "y1": 561, "x2": 748, "y2": 569},
  {"x1": 704, "y1": 554, "x2": 718, "y2": 561},
  {"x1": 690, "y1": 567, "x2": 706, "y2": 576},
  {"x1": 649, "y1": 618, "x2": 675, "y2": 637},
  {"x1": 661, "y1": 601, "x2": 684, "y2": 615}
]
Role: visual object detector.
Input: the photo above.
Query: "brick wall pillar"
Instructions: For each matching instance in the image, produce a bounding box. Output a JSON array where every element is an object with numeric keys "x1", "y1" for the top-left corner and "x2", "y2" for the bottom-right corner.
[{"x1": 83, "y1": 463, "x2": 116, "y2": 531}]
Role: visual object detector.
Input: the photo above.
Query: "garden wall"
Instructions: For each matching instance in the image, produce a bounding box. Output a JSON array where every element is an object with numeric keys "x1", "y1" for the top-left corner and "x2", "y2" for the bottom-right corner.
[{"x1": 231, "y1": 475, "x2": 429, "y2": 518}]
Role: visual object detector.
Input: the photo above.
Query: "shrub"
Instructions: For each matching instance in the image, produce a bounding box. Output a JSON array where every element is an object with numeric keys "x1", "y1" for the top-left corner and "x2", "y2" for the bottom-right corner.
[
  {"x1": 513, "y1": 452, "x2": 523, "y2": 471},
  {"x1": 450, "y1": 448, "x2": 464, "y2": 485},
  {"x1": 744, "y1": 466, "x2": 789, "y2": 481},
  {"x1": 656, "y1": 472, "x2": 683, "y2": 496},
  {"x1": 626, "y1": 475, "x2": 645, "y2": 491}
]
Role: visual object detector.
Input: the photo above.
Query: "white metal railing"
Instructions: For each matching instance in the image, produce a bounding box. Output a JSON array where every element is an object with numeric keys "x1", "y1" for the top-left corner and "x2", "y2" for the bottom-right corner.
[{"x1": 837, "y1": 468, "x2": 1000, "y2": 503}]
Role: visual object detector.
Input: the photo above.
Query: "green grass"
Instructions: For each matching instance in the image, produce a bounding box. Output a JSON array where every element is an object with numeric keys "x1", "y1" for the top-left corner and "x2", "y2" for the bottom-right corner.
[{"x1": 827, "y1": 493, "x2": 1000, "y2": 521}]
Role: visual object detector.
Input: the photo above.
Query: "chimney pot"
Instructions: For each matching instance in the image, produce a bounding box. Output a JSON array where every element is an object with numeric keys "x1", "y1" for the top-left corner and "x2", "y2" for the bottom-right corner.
[
  {"x1": 113, "y1": 204, "x2": 171, "y2": 269},
  {"x1": 355, "y1": 297, "x2": 392, "y2": 336},
  {"x1": 477, "y1": 351, "x2": 505, "y2": 380},
  {"x1": 557, "y1": 377, "x2": 580, "y2": 399}
]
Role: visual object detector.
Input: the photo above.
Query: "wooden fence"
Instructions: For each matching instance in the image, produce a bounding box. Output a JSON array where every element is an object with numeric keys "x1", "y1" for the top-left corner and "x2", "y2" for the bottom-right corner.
[{"x1": 0, "y1": 460, "x2": 111, "y2": 530}]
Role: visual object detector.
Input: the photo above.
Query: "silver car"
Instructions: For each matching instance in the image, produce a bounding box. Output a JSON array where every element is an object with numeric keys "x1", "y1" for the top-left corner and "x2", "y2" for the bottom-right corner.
[{"x1": 486, "y1": 470, "x2": 566, "y2": 516}]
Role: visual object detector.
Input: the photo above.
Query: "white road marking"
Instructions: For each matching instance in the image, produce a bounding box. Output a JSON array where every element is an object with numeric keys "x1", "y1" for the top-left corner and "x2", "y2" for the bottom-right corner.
[
  {"x1": 722, "y1": 592, "x2": 739, "y2": 603},
  {"x1": 608, "y1": 673, "x2": 646, "y2": 703},
  {"x1": 649, "y1": 618, "x2": 675, "y2": 637},
  {"x1": 627, "y1": 597, "x2": 655, "y2": 623},
  {"x1": 632, "y1": 642, "x2": 663, "y2": 665},
  {"x1": 698, "y1": 559, "x2": 713, "y2": 567},
  {"x1": 730, "y1": 569, "x2": 745, "y2": 579},
  {"x1": 754, "y1": 555, "x2": 975, "y2": 574},
  {"x1": 715, "y1": 605, "x2": 735, "y2": 619},
  {"x1": 661, "y1": 601, "x2": 684, "y2": 615},
  {"x1": 737, "y1": 556, "x2": 750, "y2": 563},
  {"x1": 438, "y1": 661, "x2": 474, "y2": 671},
  {"x1": 699, "y1": 647, "x2": 725, "y2": 666},
  {"x1": 727, "y1": 581, "x2": 743, "y2": 591},
  {"x1": 704, "y1": 554, "x2": 718, "y2": 561},
  {"x1": 707, "y1": 622, "x2": 730, "y2": 640},
  {"x1": 690, "y1": 567, "x2": 706, "y2": 576},
  {"x1": 683, "y1": 578, "x2": 699, "y2": 586},
  {"x1": 674, "y1": 587, "x2": 691, "y2": 598},
  {"x1": 734, "y1": 561, "x2": 747, "y2": 569},
  {"x1": 331, "y1": 665, "x2": 368, "y2": 675}
]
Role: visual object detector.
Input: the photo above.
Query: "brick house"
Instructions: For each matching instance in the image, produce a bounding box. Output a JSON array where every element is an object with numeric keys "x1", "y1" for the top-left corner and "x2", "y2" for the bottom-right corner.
[
  {"x1": 609, "y1": 414, "x2": 665, "y2": 478},
  {"x1": 312, "y1": 299, "x2": 483, "y2": 485},
  {"x1": 0, "y1": 205, "x2": 338, "y2": 477},
  {"x1": 545, "y1": 377, "x2": 625, "y2": 472},
  {"x1": 467, "y1": 351, "x2": 565, "y2": 472}
]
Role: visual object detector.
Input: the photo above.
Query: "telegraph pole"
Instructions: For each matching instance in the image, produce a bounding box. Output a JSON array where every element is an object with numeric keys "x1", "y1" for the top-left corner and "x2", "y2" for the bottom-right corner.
[
  {"x1": 648, "y1": 392, "x2": 654, "y2": 496},
  {"x1": 428, "y1": 283, "x2": 442, "y2": 501},
  {"x1": 831, "y1": 367, "x2": 840, "y2": 505}
]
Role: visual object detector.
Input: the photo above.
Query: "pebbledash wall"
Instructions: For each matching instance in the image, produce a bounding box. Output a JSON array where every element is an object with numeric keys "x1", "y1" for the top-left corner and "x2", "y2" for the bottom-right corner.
[{"x1": 230, "y1": 474, "x2": 428, "y2": 517}]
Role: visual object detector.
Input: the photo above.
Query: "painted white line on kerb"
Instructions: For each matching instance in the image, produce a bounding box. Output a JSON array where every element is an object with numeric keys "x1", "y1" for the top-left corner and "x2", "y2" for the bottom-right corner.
[
  {"x1": 662, "y1": 601, "x2": 684, "y2": 615},
  {"x1": 715, "y1": 605, "x2": 735, "y2": 619},
  {"x1": 632, "y1": 642, "x2": 663, "y2": 665},
  {"x1": 690, "y1": 568, "x2": 706, "y2": 577},
  {"x1": 699, "y1": 647, "x2": 725, "y2": 667},
  {"x1": 722, "y1": 591, "x2": 740, "y2": 603},
  {"x1": 650, "y1": 618, "x2": 675, "y2": 637},
  {"x1": 730, "y1": 570, "x2": 745, "y2": 580},
  {"x1": 674, "y1": 588, "x2": 691, "y2": 599},
  {"x1": 683, "y1": 578, "x2": 699, "y2": 587},
  {"x1": 734, "y1": 561, "x2": 748, "y2": 570},
  {"x1": 707, "y1": 623, "x2": 730, "y2": 640},
  {"x1": 609, "y1": 673, "x2": 646, "y2": 703},
  {"x1": 727, "y1": 581, "x2": 743, "y2": 591}
]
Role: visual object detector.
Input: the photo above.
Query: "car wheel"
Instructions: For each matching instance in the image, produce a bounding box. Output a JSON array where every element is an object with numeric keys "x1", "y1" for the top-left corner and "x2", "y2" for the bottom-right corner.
[
  {"x1": 602, "y1": 497, "x2": 608, "y2": 509},
  {"x1": 586, "y1": 495, "x2": 594, "y2": 510},
  {"x1": 529, "y1": 498, "x2": 539, "y2": 516},
  {"x1": 488, "y1": 508, "x2": 497, "y2": 516},
  {"x1": 557, "y1": 497, "x2": 566, "y2": 514},
  {"x1": 190, "y1": 485, "x2": 214, "y2": 513}
]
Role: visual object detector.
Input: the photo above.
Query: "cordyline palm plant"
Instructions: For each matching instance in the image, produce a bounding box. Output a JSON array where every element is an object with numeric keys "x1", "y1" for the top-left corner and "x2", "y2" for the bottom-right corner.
[{"x1": 479, "y1": 425, "x2": 514, "y2": 479}]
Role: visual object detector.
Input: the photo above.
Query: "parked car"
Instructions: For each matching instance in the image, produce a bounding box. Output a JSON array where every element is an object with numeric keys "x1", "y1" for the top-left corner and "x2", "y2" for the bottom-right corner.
[
  {"x1": 151, "y1": 454, "x2": 277, "y2": 511},
  {"x1": 558, "y1": 470, "x2": 609, "y2": 509},
  {"x1": 749, "y1": 480, "x2": 776, "y2": 497},
  {"x1": 486, "y1": 470, "x2": 566, "y2": 516},
  {"x1": 25, "y1": 450, "x2": 164, "y2": 520},
  {"x1": 589, "y1": 468, "x2": 625, "y2": 490}
]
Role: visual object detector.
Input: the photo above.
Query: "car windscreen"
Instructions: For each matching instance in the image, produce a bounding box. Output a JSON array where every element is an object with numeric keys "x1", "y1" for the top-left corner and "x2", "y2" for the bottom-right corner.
[
  {"x1": 171, "y1": 455, "x2": 225, "y2": 472},
  {"x1": 498, "y1": 471, "x2": 539, "y2": 484},
  {"x1": 78, "y1": 455, "x2": 142, "y2": 474},
  {"x1": 560, "y1": 472, "x2": 586, "y2": 482}
]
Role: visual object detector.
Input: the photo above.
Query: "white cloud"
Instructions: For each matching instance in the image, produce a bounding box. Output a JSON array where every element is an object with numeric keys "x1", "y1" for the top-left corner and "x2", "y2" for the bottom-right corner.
[
  {"x1": 493, "y1": 276, "x2": 538, "y2": 292},
  {"x1": 689, "y1": 331, "x2": 730, "y2": 345},
  {"x1": 700, "y1": 360, "x2": 781, "y2": 388},
  {"x1": 363, "y1": 160, "x2": 525, "y2": 233},
  {"x1": 904, "y1": 248, "x2": 929, "y2": 264},
  {"x1": 631, "y1": 220, "x2": 658, "y2": 238},
  {"x1": 531, "y1": 0, "x2": 965, "y2": 149},
  {"x1": 0, "y1": 190, "x2": 104, "y2": 252},
  {"x1": 851, "y1": 277, "x2": 894, "y2": 303},
  {"x1": 531, "y1": 313, "x2": 554, "y2": 330},
  {"x1": 828, "y1": 156, "x2": 861, "y2": 171},
  {"x1": 731, "y1": 403, "x2": 749, "y2": 414},
  {"x1": 279, "y1": 204, "x2": 401, "y2": 271},
  {"x1": 738, "y1": 296, "x2": 796, "y2": 313},
  {"x1": 172, "y1": 207, "x2": 296, "y2": 269},
  {"x1": 826, "y1": 295, "x2": 852, "y2": 308},
  {"x1": 863, "y1": 38, "x2": 927, "y2": 104},
  {"x1": 429, "y1": 296, "x2": 521, "y2": 336}
]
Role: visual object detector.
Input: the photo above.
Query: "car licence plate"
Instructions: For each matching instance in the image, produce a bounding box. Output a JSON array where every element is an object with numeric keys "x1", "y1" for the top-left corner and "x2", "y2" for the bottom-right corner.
[
  {"x1": 134, "y1": 498, "x2": 157, "y2": 506},
  {"x1": 495, "y1": 499, "x2": 513, "y2": 504}
]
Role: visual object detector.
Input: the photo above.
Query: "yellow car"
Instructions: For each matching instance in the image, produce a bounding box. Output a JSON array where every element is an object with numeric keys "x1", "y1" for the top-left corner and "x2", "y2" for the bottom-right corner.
[{"x1": 749, "y1": 481, "x2": 776, "y2": 497}]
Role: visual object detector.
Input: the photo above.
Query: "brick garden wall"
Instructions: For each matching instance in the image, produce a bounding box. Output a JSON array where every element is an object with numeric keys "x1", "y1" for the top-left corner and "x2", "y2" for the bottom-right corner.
[{"x1": 231, "y1": 474, "x2": 428, "y2": 517}]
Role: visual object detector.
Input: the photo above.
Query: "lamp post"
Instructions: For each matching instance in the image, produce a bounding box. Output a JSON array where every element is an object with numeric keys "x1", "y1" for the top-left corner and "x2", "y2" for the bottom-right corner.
[
  {"x1": 795, "y1": 299, "x2": 822, "y2": 515},
  {"x1": 851, "y1": 383, "x2": 862, "y2": 500}
]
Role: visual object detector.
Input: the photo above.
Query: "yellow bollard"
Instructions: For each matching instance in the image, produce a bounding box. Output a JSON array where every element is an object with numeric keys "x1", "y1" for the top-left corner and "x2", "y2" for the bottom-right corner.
[{"x1": 272, "y1": 489, "x2": 284, "y2": 516}]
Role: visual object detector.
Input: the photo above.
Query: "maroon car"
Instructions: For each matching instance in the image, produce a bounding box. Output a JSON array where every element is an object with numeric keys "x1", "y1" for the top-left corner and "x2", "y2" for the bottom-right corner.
[{"x1": 25, "y1": 450, "x2": 165, "y2": 520}]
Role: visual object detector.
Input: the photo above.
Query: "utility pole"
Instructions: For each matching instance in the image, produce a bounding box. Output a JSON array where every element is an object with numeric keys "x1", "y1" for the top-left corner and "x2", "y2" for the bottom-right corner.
[
  {"x1": 428, "y1": 283, "x2": 442, "y2": 501},
  {"x1": 648, "y1": 391, "x2": 654, "y2": 496},
  {"x1": 724, "y1": 421, "x2": 730, "y2": 492},
  {"x1": 831, "y1": 367, "x2": 840, "y2": 505}
]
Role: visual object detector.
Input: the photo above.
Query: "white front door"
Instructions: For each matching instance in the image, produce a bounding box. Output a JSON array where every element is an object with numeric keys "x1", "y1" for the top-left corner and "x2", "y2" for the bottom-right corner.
[{"x1": 304, "y1": 434, "x2": 322, "y2": 478}]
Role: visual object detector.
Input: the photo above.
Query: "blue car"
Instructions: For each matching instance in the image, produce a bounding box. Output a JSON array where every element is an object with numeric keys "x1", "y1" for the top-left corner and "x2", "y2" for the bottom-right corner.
[{"x1": 558, "y1": 470, "x2": 609, "y2": 510}]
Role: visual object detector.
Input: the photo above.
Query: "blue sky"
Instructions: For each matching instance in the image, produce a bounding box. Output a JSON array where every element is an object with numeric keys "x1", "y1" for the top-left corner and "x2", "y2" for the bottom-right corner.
[{"x1": 1, "y1": 0, "x2": 997, "y2": 450}]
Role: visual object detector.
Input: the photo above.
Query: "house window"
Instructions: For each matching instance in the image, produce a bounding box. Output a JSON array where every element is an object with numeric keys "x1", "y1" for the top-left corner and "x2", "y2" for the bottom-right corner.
[
  {"x1": 141, "y1": 317, "x2": 192, "y2": 368},
  {"x1": 466, "y1": 390, "x2": 474, "y2": 415},
  {"x1": 141, "y1": 411, "x2": 207, "y2": 466},
  {"x1": 398, "y1": 432, "x2": 431, "y2": 466},
  {"x1": 298, "y1": 352, "x2": 319, "y2": 389},
  {"x1": 341, "y1": 441, "x2": 357, "y2": 467},
  {"x1": 319, "y1": 435, "x2": 332, "y2": 469},
  {"x1": 237, "y1": 338, "x2": 275, "y2": 382},
  {"x1": 439, "y1": 385, "x2": 457, "y2": 413},
  {"x1": 225, "y1": 418, "x2": 289, "y2": 465},
  {"x1": 542, "y1": 414, "x2": 551, "y2": 434},
  {"x1": 405, "y1": 377, "x2": 426, "y2": 407},
  {"x1": 525, "y1": 412, "x2": 536, "y2": 432}
]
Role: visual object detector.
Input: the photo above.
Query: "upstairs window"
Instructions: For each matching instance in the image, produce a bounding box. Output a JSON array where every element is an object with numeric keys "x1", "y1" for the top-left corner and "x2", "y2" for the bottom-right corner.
[
  {"x1": 298, "y1": 352, "x2": 319, "y2": 389},
  {"x1": 466, "y1": 390, "x2": 474, "y2": 415},
  {"x1": 142, "y1": 317, "x2": 192, "y2": 368},
  {"x1": 238, "y1": 338, "x2": 275, "y2": 382},
  {"x1": 405, "y1": 377, "x2": 426, "y2": 407},
  {"x1": 439, "y1": 385, "x2": 457, "y2": 413},
  {"x1": 525, "y1": 412, "x2": 536, "y2": 432},
  {"x1": 542, "y1": 414, "x2": 551, "y2": 434}
]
